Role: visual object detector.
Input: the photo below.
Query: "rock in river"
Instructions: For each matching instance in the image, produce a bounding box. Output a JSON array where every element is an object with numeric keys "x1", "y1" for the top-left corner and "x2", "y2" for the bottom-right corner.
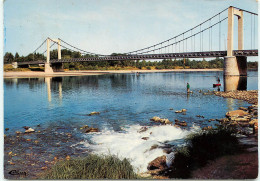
[
  {"x1": 147, "y1": 155, "x2": 167, "y2": 171},
  {"x1": 174, "y1": 119, "x2": 187, "y2": 127},
  {"x1": 85, "y1": 127, "x2": 99, "y2": 133},
  {"x1": 226, "y1": 110, "x2": 248, "y2": 118},
  {"x1": 25, "y1": 128, "x2": 35, "y2": 133},
  {"x1": 88, "y1": 112, "x2": 100, "y2": 116},
  {"x1": 150, "y1": 116, "x2": 172, "y2": 124}
]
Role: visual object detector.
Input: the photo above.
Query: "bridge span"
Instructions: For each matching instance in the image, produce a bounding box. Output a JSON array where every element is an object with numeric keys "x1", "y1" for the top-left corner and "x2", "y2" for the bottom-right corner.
[{"x1": 18, "y1": 49, "x2": 258, "y2": 65}]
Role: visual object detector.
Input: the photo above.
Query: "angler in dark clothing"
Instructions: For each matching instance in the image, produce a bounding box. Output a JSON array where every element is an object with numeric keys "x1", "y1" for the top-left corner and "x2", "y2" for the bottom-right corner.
[{"x1": 187, "y1": 83, "x2": 190, "y2": 93}]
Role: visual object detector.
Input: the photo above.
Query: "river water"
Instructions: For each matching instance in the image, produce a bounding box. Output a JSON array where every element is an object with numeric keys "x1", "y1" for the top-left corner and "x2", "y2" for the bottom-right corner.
[{"x1": 4, "y1": 71, "x2": 258, "y2": 173}]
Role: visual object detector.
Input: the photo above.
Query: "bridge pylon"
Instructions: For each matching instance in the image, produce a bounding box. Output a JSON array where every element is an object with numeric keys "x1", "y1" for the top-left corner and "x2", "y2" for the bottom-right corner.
[
  {"x1": 45, "y1": 38, "x2": 62, "y2": 73},
  {"x1": 224, "y1": 6, "x2": 247, "y2": 76}
]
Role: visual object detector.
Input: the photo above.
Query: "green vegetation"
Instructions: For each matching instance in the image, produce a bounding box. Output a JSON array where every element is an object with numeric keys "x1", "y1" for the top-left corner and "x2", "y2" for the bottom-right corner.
[
  {"x1": 169, "y1": 127, "x2": 240, "y2": 178},
  {"x1": 4, "y1": 64, "x2": 44, "y2": 72},
  {"x1": 43, "y1": 154, "x2": 137, "y2": 179},
  {"x1": 4, "y1": 50, "x2": 258, "y2": 70}
]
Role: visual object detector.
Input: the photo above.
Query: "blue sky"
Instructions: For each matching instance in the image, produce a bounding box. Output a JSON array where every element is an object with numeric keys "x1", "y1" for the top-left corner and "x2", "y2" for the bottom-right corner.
[{"x1": 3, "y1": 0, "x2": 259, "y2": 60}]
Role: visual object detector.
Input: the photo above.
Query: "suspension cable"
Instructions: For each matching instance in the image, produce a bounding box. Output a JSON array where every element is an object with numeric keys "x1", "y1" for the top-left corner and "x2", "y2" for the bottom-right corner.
[
  {"x1": 59, "y1": 38, "x2": 105, "y2": 56},
  {"x1": 32, "y1": 38, "x2": 47, "y2": 53},
  {"x1": 126, "y1": 7, "x2": 228, "y2": 54}
]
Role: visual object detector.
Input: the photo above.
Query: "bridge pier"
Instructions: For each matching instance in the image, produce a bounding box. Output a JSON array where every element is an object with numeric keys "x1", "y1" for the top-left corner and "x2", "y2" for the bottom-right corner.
[
  {"x1": 224, "y1": 56, "x2": 247, "y2": 76},
  {"x1": 45, "y1": 63, "x2": 54, "y2": 73},
  {"x1": 224, "y1": 74, "x2": 247, "y2": 91}
]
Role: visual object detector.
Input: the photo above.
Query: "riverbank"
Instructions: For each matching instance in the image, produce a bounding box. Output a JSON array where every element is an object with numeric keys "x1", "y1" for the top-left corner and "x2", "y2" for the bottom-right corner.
[
  {"x1": 214, "y1": 90, "x2": 258, "y2": 105},
  {"x1": 4, "y1": 68, "x2": 222, "y2": 78}
]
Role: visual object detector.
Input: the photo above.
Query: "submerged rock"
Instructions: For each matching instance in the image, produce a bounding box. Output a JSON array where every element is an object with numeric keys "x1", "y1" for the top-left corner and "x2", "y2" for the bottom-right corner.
[
  {"x1": 138, "y1": 126, "x2": 148, "y2": 133},
  {"x1": 175, "y1": 109, "x2": 187, "y2": 113},
  {"x1": 80, "y1": 125, "x2": 89, "y2": 130},
  {"x1": 174, "y1": 120, "x2": 187, "y2": 127},
  {"x1": 196, "y1": 115, "x2": 205, "y2": 118},
  {"x1": 88, "y1": 112, "x2": 100, "y2": 116},
  {"x1": 85, "y1": 127, "x2": 99, "y2": 133}
]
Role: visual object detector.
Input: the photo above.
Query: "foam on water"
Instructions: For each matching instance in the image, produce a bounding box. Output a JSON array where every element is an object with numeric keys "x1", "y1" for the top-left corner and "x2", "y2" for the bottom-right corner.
[{"x1": 88, "y1": 124, "x2": 189, "y2": 173}]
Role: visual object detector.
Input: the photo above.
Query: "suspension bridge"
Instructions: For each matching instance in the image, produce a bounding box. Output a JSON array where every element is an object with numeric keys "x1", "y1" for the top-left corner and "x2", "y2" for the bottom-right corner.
[{"x1": 15, "y1": 6, "x2": 258, "y2": 76}]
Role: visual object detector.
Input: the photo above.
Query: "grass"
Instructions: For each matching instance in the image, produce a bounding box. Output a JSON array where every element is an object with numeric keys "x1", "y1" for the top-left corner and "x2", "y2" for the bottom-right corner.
[
  {"x1": 43, "y1": 154, "x2": 138, "y2": 179},
  {"x1": 4, "y1": 64, "x2": 44, "y2": 72},
  {"x1": 169, "y1": 127, "x2": 240, "y2": 178}
]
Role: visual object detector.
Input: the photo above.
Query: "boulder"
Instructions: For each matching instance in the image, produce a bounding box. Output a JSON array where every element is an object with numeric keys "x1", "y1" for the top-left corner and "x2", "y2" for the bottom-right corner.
[
  {"x1": 5, "y1": 128, "x2": 9, "y2": 131},
  {"x1": 25, "y1": 128, "x2": 35, "y2": 133},
  {"x1": 249, "y1": 119, "x2": 258, "y2": 127},
  {"x1": 161, "y1": 119, "x2": 172, "y2": 124},
  {"x1": 150, "y1": 116, "x2": 161, "y2": 122},
  {"x1": 88, "y1": 112, "x2": 100, "y2": 116},
  {"x1": 142, "y1": 137, "x2": 149, "y2": 140},
  {"x1": 16, "y1": 131, "x2": 22, "y2": 134},
  {"x1": 175, "y1": 110, "x2": 182, "y2": 113},
  {"x1": 150, "y1": 117, "x2": 172, "y2": 124},
  {"x1": 147, "y1": 155, "x2": 167, "y2": 171},
  {"x1": 226, "y1": 110, "x2": 248, "y2": 117},
  {"x1": 181, "y1": 109, "x2": 187, "y2": 112},
  {"x1": 85, "y1": 127, "x2": 99, "y2": 133}
]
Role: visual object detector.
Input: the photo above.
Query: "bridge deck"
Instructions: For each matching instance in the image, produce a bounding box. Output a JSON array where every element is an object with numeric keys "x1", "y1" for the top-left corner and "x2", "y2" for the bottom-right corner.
[{"x1": 18, "y1": 49, "x2": 258, "y2": 65}]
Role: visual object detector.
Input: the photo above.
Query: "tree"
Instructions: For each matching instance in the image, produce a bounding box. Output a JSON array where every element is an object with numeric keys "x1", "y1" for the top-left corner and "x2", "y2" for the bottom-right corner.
[
  {"x1": 15, "y1": 52, "x2": 20, "y2": 60},
  {"x1": 4, "y1": 52, "x2": 14, "y2": 63}
]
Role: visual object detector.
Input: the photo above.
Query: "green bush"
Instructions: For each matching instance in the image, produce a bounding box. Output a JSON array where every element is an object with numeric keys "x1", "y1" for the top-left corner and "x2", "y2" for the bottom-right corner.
[{"x1": 43, "y1": 154, "x2": 137, "y2": 179}]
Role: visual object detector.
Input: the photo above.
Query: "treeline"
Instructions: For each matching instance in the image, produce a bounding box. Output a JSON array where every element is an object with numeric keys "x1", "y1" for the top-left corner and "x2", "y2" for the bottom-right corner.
[{"x1": 3, "y1": 50, "x2": 258, "y2": 70}]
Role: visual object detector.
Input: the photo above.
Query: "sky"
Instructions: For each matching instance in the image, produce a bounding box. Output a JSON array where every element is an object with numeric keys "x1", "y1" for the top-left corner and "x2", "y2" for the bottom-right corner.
[{"x1": 3, "y1": 0, "x2": 259, "y2": 61}]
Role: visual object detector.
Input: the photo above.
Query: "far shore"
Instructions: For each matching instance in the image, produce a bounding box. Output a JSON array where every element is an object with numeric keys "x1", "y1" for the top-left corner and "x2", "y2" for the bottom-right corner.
[{"x1": 4, "y1": 68, "x2": 223, "y2": 78}]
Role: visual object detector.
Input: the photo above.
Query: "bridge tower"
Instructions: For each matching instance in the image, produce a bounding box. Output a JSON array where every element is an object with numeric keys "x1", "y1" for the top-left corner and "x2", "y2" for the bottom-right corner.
[
  {"x1": 224, "y1": 6, "x2": 247, "y2": 76},
  {"x1": 45, "y1": 38, "x2": 63, "y2": 73}
]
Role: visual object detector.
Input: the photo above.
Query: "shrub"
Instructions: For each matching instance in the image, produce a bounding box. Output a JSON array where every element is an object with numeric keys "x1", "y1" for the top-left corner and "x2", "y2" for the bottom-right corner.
[{"x1": 43, "y1": 154, "x2": 137, "y2": 179}]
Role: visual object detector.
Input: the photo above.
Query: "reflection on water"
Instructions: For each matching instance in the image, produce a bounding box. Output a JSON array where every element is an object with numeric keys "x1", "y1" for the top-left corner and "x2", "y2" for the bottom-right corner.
[
  {"x1": 224, "y1": 75, "x2": 247, "y2": 91},
  {"x1": 45, "y1": 77, "x2": 63, "y2": 103}
]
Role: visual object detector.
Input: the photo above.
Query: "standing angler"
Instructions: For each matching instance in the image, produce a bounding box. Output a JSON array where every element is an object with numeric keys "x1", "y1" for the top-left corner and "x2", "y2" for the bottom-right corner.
[{"x1": 187, "y1": 83, "x2": 190, "y2": 93}]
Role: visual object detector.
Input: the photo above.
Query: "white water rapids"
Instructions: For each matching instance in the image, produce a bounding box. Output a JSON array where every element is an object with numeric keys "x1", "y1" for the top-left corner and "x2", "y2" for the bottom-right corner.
[{"x1": 85, "y1": 124, "x2": 195, "y2": 173}]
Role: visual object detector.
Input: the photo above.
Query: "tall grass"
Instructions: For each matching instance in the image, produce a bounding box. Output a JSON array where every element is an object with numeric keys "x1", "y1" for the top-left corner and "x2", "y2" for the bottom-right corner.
[
  {"x1": 169, "y1": 127, "x2": 240, "y2": 178},
  {"x1": 44, "y1": 154, "x2": 137, "y2": 179}
]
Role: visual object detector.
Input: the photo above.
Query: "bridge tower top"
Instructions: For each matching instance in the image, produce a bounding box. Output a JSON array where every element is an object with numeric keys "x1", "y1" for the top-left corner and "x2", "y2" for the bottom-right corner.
[
  {"x1": 46, "y1": 38, "x2": 61, "y2": 63},
  {"x1": 227, "y1": 6, "x2": 244, "y2": 57}
]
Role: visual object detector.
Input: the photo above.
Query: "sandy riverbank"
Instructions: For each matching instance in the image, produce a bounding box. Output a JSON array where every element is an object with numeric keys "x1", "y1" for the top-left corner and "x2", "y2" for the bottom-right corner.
[{"x1": 4, "y1": 69, "x2": 223, "y2": 78}]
